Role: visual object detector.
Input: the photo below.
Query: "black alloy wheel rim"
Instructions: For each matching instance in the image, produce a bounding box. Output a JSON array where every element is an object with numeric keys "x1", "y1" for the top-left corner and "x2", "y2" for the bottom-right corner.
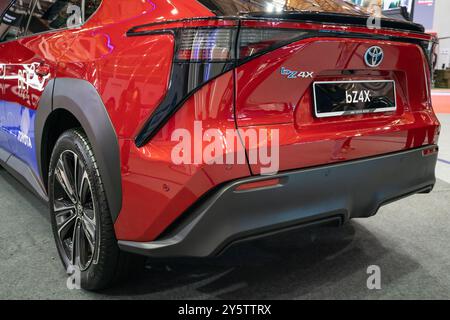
[{"x1": 53, "y1": 150, "x2": 98, "y2": 271}]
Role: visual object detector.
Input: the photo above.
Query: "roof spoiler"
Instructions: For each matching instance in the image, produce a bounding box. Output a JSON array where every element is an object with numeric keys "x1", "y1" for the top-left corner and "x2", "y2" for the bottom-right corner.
[{"x1": 240, "y1": 11, "x2": 425, "y2": 33}]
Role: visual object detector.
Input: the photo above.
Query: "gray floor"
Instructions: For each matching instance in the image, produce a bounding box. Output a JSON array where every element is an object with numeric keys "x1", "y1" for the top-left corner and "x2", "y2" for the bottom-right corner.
[{"x1": 0, "y1": 115, "x2": 449, "y2": 300}]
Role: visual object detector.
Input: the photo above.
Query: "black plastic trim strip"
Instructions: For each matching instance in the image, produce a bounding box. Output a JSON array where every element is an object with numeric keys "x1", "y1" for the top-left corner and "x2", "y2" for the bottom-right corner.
[
  {"x1": 35, "y1": 78, "x2": 123, "y2": 222},
  {"x1": 134, "y1": 26, "x2": 238, "y2": 147},
  {"x1": 126, "y1": 17, "x2": 239, "y2": 37},
  {"x1": 126, "y1": 29, "x2": 175, "y2": 38},
  {"x1": 0, "y1": 147, "x2": 48, "y2": 202},
  {"x1": 126, "y1": 16, "x2": 428, "y2": 39},
  {"x1": 135, "y1": 62, "x2": 235, "y2": 147}
]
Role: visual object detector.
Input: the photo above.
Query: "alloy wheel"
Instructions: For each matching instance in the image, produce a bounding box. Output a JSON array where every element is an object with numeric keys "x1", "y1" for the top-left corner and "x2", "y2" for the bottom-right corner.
[{"x1": 52, "y1": 150, "x2": 98, "y2": 271}]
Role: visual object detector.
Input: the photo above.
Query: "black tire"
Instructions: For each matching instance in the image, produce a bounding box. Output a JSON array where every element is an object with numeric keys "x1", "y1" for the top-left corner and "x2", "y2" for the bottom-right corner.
[{"x1": 48, "y1": 128, "x2": 144, "y2": 291}]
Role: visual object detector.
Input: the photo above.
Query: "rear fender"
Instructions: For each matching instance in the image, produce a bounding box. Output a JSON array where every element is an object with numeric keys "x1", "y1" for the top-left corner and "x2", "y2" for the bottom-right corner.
[{"x1": 35, "y1": 78, "x2": 122, "y2": 222}]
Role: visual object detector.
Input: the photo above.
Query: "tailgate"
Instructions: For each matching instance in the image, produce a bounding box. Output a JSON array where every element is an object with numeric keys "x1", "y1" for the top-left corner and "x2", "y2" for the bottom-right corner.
[{"x1": 235, "y1": 33, "x2": 440, "y2": 175}]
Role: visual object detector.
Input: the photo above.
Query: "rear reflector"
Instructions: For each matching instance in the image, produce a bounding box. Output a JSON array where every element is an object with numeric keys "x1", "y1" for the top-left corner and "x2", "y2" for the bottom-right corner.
[
  {"x1": 422, "y1": 146, "x2": 439, "y2": 157},
  {"x1": 235, "y1": 178, "x2": 281, "y2": 191}
]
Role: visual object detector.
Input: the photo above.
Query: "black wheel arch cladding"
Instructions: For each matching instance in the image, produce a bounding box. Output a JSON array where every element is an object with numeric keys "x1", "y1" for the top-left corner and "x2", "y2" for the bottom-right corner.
[{"x1": 35, "y1": 78, "x2": 123, "y2": 222}]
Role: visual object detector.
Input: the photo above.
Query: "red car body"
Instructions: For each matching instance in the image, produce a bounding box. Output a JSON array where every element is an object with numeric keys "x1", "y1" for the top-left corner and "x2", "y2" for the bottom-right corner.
[{"x1": 0, "y1": 0, "x2": 440, "y2": 258}]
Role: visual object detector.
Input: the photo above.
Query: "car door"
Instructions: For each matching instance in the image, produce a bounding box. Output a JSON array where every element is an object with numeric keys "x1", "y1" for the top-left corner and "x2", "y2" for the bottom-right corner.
[
  {"x1": 0, "y1": 54, "x2": 7, "y2": 162},
  {"x1": 0, "y1": 0, "x2": 32, "y2": 161},
  {"x1": 0, "y1": 0, "x2": 10, "y2": 156},
  {"x1": 0, "y1": 0, "x2": 5, "y2": 159},
  {"x1": 2, "y1": 0, "x2": 81, "y2": 175}
]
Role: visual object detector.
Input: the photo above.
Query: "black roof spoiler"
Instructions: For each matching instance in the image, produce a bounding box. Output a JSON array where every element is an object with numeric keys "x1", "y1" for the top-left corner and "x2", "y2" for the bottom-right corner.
[{"x1": 240, "y1": 11, "x2": 425, "y2": 34}]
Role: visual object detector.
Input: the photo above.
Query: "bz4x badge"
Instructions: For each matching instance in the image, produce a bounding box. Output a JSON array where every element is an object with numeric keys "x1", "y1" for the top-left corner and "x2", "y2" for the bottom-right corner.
[{"x1": 281, "y1": 67, "x2": 314, "y2": 79}]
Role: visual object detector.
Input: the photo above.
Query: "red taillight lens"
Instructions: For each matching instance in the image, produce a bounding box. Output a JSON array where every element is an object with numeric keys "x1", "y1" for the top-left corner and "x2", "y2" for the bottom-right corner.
[
  {"x1": 174, "y1": 27, "x2": 309, "y2": 62},
  {"x1": 235, "y1": 178, "x2": 281, "y2": 192},
  {"x1": 175, "y1": 28, "x2": 235, "y2": 62},
  {"x1": 238, "y1": 28, "x2": 309, "y2": 59}
]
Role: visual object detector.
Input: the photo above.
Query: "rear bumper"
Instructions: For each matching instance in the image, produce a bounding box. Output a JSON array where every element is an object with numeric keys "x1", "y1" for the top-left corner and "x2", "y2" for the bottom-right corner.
[{"x1": 118, "y1": 146, "x2": 438, "y2": 258}]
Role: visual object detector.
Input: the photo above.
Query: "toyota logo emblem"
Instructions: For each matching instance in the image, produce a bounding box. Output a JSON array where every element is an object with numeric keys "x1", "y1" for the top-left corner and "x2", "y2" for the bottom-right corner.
[{"x1": 365, "y1": 46, "x2": 384, "y2": 68}]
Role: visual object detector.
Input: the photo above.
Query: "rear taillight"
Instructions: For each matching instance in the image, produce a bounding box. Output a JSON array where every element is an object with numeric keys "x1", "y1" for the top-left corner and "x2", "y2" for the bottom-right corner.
[
  {"x1": 175, "y1": 29, "x2": 236, "y2": 62},
  {"x1": 174, "y1": 27, "x2": 309, "y2": 63},
  {"x1": 238, "y1": 29, "x2": 309, "y2": 60},
  {"x1": 135, "y1": 26, "x2": 308, "y2": 147}
]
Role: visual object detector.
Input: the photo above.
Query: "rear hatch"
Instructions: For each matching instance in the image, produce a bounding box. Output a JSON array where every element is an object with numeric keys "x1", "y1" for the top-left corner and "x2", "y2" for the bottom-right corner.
[{"x1": 198, "y1": 0, "x2": 440, "y2": 174}]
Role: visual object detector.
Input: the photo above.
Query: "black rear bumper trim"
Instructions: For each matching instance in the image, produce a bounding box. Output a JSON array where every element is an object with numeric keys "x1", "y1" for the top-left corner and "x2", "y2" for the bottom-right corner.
[{"x1": 119, "y1": 146, "x2": 438, "y2": 258}]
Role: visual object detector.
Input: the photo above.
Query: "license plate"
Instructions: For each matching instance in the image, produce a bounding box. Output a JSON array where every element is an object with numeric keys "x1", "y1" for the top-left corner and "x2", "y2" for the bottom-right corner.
[{"x1": 313, "y1": 80, "x2": 397, "y2": 118}]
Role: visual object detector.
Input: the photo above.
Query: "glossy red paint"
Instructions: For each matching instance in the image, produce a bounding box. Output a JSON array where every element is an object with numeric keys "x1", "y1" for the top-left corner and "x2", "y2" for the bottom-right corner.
[
  {"x1": 11, "y1": 32, "x2": 69, "y2": 110},
  {"x1": 0, "y1": 0, "x2": 441, "y2": 243}
]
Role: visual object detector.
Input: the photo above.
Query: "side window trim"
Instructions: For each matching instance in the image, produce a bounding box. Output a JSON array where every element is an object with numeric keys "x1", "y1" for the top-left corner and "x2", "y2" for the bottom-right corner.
[
  {"x1": 24, "y1": 0, "x2": 38, "y2": 37},
  {"x1": 81, "y1": 0, "x2": 86, "y2": 23}
]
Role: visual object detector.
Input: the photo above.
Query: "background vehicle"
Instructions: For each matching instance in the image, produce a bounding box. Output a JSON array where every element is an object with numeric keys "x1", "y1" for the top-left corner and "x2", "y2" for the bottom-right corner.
[{"x1": 0, "y1": 0, "x2": 440, "y2": 290}]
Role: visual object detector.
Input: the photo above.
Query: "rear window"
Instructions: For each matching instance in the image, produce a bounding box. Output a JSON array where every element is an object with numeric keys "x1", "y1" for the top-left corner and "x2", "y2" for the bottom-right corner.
[{"x1": 197, "y1": 0, "x2": 368, "y2": 16}]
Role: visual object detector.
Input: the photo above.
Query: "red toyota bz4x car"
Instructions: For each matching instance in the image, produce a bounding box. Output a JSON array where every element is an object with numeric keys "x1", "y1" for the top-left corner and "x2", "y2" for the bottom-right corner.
[{"x1": 0, "y1": 0, "x2": 440, "y2": 290}]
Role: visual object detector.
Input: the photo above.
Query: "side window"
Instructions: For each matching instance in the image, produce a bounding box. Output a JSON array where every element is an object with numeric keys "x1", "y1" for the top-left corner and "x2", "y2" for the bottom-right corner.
[
  {"x1": 85, "y1": 0, "x2": 101, "y2": 21},
  {"x1": 24, "y1": 0, "x2": 101, "y2": 36},
  {"x1": 0, "y1": 0, "x2": 33, "y2": 43},
  {"x1": 26, "y1": 0, "x2": 83, "y2": 36}
]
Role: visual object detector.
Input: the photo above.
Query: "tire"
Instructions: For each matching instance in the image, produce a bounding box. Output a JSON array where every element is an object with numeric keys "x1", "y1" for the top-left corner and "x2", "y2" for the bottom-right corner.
[{"x1": 48, "y1": 128, "x2": 144, "y2": 290}]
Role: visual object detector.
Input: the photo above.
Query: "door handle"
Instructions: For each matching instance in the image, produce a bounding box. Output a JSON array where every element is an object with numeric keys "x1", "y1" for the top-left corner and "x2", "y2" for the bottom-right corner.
[{"x1": 35, "y1": 64, "x2": 51, "y2": 77}]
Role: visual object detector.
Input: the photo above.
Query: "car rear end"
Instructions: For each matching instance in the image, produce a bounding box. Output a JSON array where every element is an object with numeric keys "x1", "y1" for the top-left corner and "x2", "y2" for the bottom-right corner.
[{"x1": 118, "y1": 0, "x2": 440, "y2": 257}]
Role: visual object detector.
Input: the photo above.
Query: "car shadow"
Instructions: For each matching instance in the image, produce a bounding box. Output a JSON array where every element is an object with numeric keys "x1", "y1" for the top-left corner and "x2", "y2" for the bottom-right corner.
[{"x1": 101, "y1": 222, "x2": 422, "y2": 299}]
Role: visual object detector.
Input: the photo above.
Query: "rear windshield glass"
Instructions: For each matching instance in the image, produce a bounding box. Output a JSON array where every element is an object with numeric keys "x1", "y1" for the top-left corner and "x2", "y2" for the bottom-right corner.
[{"x1": 197, "y1": 0, "x2": 369, "y2": 16}]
